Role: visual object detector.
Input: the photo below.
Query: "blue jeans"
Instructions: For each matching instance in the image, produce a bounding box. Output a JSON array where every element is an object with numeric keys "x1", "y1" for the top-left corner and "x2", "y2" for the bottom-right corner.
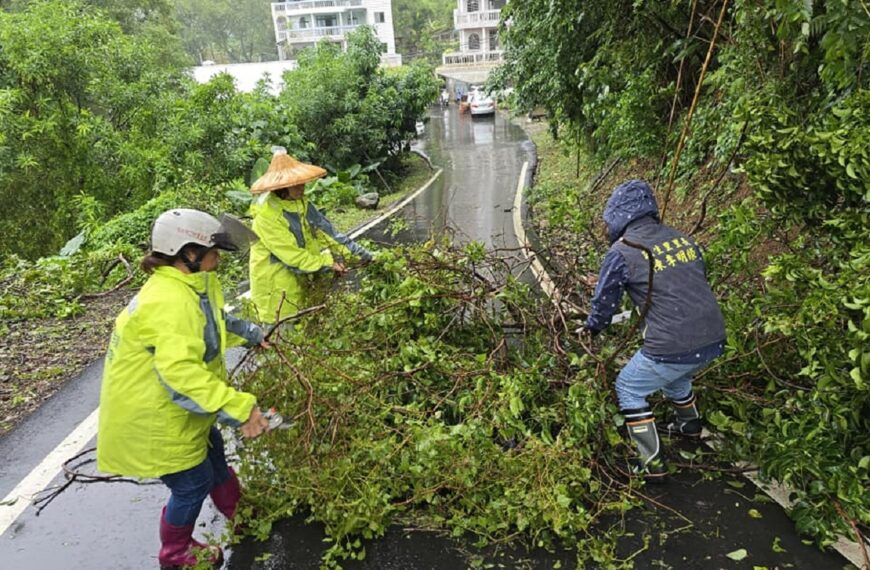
[
  {"x1": 160, "y1": 427, "x2": 230, "y2": 527},
  {"x1": 615, "y1": 350, "x2": 708, "y2": 410}
]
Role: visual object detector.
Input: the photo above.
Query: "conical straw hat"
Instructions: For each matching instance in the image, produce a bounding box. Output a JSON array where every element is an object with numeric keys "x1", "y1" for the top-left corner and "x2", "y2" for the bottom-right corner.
[{"x1": 250, "y1": 147, "x2": 327, "y2": 194}]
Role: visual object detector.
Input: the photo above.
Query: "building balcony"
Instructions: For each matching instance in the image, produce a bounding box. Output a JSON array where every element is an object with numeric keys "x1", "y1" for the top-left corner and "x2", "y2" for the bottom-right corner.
[
  {"x1": 454, "y1": 9, "x2": 501, "y2": 29},
  {"x1": 272, "y1": 0, "x2": 364, "y2": 15},
  {"x1": 277, "y1": 24, "x2": 360, "y2": 43},
  {"x1": 442, "y1": 50, "x2": 503, "y2": 66}
]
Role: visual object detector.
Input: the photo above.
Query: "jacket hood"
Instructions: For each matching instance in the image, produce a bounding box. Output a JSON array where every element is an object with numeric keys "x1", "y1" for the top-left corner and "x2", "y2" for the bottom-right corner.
[{"x1": 603, "y1": 180, "x2": 660, "y2": 243}]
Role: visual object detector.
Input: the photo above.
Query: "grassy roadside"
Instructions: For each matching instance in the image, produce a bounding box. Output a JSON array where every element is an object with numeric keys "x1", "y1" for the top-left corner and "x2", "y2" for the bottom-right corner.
[
  {"x1": 0, "y1": 152, "x2": 434, "y2": 437},
  {"x1": 328, "y1": 152, "x2": 434, "y2": 233}
]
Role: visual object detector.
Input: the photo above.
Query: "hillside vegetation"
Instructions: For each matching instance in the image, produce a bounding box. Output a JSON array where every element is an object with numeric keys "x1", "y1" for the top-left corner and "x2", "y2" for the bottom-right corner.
[{"x1": 493, "y1": 0, "x2": 869, "y2": 552}]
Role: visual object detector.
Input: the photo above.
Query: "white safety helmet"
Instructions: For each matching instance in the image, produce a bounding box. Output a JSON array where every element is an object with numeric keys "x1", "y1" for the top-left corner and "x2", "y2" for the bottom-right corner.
[{"x1": 151, "y1": 209, "x2": 256, "y2": 256}]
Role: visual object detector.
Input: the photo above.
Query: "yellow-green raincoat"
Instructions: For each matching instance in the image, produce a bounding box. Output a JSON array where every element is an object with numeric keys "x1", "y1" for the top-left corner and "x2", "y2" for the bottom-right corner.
[
  {"x1": 97, "y1": 266, "x2": 263, "y2": 478},
  {"x1": 249, "y1": 193, "x2": 371, "y2": 322}
]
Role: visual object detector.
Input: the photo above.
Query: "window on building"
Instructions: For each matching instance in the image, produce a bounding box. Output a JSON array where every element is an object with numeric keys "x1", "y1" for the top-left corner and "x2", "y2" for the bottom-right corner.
[
  {"x1": 468, "y1": 33, "x2": 481, "y2": 51},
  {"x1": 374, "y1": 12, "x2": 386, "y2": 23},
  {"x1": 488, "y1": 29, "x2": 498, "y2": 51},
  {"x1": 488, "y1": 0, "x2": 506, "y2": 9},
  {"x1": 276, "y1": 16, "x2": 288, "y2": 31},
  {"x1": 316, "y1": 15, "x2": 338, "y2": 27},
  {"x1": 299, "y1": 16, "x2": 309, "y2": 29},
  {"x1": 467, "y1": 0, "x2": 479, "y2": 11}
]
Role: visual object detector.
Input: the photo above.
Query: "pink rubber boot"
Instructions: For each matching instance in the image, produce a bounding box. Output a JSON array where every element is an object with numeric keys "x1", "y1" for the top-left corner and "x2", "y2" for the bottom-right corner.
[
  {"x1": 158, "y1": 507, "x2": 223, "y2": 569},
  {"x1": 209, "y1": 466, "x2": 241, "y2": 520}
]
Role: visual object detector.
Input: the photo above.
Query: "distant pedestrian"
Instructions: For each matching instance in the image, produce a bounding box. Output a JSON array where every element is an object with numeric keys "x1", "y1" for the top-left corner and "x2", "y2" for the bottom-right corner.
[
  {"x1": 97, "y1": 209, "x2": 271, "y2": 569},
  {"x1": 248, "y1": 147, "x2": 372, "y2": 322},
  {"x1": 581, "y1": 180, "x2": 726, "y2": 481}
]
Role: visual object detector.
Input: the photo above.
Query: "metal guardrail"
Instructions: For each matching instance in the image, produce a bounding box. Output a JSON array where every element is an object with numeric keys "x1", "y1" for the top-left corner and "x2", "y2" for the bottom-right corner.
[
  {"x1": 454, "y1": 9, "x2": 501, "y2": 29},
  {"x1": 272, "y1": 0, "x2": 363, "y2": 13},
  {"x1": 278, "y1": 24, "x2": 360, "y2": 42},
  {"x1": 442, "y1": 50, "x2": 504, "y2": 66}
]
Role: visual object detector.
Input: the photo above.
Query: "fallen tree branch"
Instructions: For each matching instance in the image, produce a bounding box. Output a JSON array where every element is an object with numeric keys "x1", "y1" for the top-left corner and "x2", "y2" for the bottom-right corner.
[
  {"x1": 833, "y1": 500, "x2": 870, "y2": 570},
  {"x1": 81, "y1": 254, "x2": 134, "y2": 299},
  {"x1": 689, "y1": 121, "x2": 748, "y2": 236},
  {"x1": 32, "y1": 447, "x2": 160, "y2": 516}
]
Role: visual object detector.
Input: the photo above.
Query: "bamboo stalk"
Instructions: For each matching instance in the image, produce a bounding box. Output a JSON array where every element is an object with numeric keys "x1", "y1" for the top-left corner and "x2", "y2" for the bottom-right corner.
[{"x1": 660, "y1": 0, "x2": 731, "y2": 222}]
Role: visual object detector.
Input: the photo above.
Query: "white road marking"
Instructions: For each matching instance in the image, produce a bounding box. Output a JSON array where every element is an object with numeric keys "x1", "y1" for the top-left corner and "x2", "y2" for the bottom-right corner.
[
  {"x1": 0, "y1": 407, "x2": 99, "y2": 536},
  {"x1": 513, "y1": 164, "x2": 865, "y2": 569},
  {"x1": 0, "y1": 168, "x2": 445, "y2": 538}
]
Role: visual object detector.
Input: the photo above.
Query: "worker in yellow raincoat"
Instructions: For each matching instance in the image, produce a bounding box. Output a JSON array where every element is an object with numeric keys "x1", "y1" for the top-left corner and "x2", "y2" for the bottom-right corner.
[
  {"x1": 97, "y1": 209, "x2": 270, "y2": 570},
  {"x1": 248, "y1": 147, "x2": 372, "y2": 322}
]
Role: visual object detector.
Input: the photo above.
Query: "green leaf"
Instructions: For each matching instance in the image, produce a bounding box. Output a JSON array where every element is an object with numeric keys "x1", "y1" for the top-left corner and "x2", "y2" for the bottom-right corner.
[
  {"x1": 772, "y1": 536, "x2": 787, "y2": 553},
  {"x1": 726, "y1": 548, "x2": 749, "y2": 561},
  {"x1": 59, "y1": 232, "x2": 85, "y2": 257},
  {"x1": 850, "y1": 367, "x2": 864, "y2": 389}
]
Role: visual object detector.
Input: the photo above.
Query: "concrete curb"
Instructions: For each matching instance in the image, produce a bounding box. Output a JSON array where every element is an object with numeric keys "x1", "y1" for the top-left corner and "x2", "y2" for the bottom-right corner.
[{"x1": 349, "y1": 168, "x2": 443, "y2": 239}]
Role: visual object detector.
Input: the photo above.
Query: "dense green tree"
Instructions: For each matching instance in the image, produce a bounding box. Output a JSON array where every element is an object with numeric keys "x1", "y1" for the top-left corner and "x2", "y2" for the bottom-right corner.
[
  {"x1": 494, "y1": 0, "x2": 870, "y2": 547},
  {"x1": 282, "y1": 26, "x2": 439, "y2": 170},
  {"x1": 393, "y1": 0, "x2": 456, "y2": 63},
  {"x1": 0, "y1": 1, "x2": 188, "y2": 259},
  {"x1": 173, "y1": 0, "x2": 277, "y2": 63},
  {"x1": 494, "y1": 1, "x2": 868, "y2": 154}
]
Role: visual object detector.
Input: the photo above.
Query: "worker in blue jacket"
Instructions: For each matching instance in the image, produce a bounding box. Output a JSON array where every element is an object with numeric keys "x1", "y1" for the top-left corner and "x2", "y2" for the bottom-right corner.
[{"x1": 582, "y1": 180, "x2": 726, "y2": 480}]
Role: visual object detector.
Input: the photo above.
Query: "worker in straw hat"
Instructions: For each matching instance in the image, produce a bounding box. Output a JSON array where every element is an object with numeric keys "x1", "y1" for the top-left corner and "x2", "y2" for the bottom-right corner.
[{"x1": 248, "y1": 147, "x2": 373, "y2": 322}]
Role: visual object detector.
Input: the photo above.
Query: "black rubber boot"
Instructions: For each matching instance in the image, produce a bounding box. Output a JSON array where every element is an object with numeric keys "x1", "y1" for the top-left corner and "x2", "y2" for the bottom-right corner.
[
  {"x1": 623, "y1": 407, "x2": 667, "y2": 482},
  {"x1": 659, "y1": 391, "x2": 702, "y2": 438}
]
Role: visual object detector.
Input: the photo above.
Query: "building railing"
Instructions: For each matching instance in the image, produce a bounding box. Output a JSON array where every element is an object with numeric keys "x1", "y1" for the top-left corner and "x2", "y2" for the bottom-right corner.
[
  {"x1": 454, "y1": 9, "x2": 502, "y2": 29},
  {"x1": 278, "y1": 24, "x2": 360, "y2": 42},
  {"x1": 272, "y1": 0, "x2": 363, "y2": 13},
  {"x1": 442, "y1": 50, "x2": 504, "y2": 66}
]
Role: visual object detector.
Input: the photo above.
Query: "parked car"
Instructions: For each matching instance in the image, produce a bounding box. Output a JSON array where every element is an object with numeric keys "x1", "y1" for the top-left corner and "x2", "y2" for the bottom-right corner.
[{"x1": 469, "y1": 91, "x2": 495, "y2": 117}]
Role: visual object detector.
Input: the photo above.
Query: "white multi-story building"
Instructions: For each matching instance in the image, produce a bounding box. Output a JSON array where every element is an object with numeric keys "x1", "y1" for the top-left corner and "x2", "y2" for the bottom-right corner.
[
  {"x1": 271, "y1": 0, "x2": 401, "y2": 66},
  {"x1": 443, "y1": 0, "x2": 506, "y2": 66}
]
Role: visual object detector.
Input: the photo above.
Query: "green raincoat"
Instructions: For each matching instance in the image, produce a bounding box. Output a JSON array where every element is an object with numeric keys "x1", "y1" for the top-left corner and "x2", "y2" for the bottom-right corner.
[
  {"x1": 97, "y1": 266, "x2": 263, "y2": 478},
  {"x1": 249, "y1": 193, "x2": 371, "y2": 322}
]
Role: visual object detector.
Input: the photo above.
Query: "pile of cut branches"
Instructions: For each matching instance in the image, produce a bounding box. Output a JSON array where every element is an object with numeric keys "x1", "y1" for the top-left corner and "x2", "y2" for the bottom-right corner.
[{"x1": 233, "y1": 242, "x2": 642, "y2": 566}]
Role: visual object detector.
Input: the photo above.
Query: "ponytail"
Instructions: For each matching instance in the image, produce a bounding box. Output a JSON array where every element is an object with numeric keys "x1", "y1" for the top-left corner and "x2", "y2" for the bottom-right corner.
[
  {"x1": 140, "y1": 244, "x2": 209, "y2": 274},
  {"x1": 140, "y1": 252, "x2": 174, "y2": 274}
]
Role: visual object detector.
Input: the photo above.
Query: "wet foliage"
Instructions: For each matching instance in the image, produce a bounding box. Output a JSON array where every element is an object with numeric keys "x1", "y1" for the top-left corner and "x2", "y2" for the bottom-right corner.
[
  {"x1": 494, "y1": 0, "x2": 869, "y2": 555},
  {"x1": 234, "y1": 242, "x2": 647, "y2": 568}
]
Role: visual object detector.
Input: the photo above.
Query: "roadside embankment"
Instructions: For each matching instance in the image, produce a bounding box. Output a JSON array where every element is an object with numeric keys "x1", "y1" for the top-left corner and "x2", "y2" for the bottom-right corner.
[{"x1": 514, "y1": 115, "x2": 868, "y2": 567}]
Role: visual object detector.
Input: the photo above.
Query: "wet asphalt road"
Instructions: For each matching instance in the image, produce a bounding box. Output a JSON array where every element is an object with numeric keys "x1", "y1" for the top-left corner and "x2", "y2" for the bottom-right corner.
[{"x1": 0, "y1": 106, "x2": 852, "y2": 569}]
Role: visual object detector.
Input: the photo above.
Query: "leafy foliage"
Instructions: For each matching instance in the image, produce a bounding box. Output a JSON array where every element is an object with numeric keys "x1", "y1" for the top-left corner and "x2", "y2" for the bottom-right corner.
[
  {"x1": 500, "y1": 0, "x2": 869, "y2": 552},
  {"x1": 0, "y1": 1, "x2": 187, "y2": 259},
  {"x1": 173, "y1": 0, "x2": 276, "y2": 64},
  {"x1": 236, "y1": 242, "x2": 635, "y2": 567},
  {"x1": 281, "y1": 27, "x2": 439, "y2": 171},
  {"x1": 393, "y1": 0, "x2": 457, "y2": 64}
]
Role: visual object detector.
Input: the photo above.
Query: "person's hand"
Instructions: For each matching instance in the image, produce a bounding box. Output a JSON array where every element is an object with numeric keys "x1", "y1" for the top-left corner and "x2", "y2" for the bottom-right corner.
[
  {"x1": 332, "y1": 261, "x2": 347, "y2": 274},
  {"x1": 581, "y1": 273, "x2": 599, "y2": 288},
  {"x1": 241, "y1": 407, "x2": 269, "y2": 439},
  {"x1": 577, "y1": 327, "x2": 594, "y2": 346},
  {"x1": 258, "y1": 340, "x2": 272, "y2": 350}
]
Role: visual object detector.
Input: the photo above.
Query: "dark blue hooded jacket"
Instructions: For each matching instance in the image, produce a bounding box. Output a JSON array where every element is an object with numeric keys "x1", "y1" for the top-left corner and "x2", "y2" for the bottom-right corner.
[{"x1": 585, "y1": 180, "x2": 725, "y2": 363}]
